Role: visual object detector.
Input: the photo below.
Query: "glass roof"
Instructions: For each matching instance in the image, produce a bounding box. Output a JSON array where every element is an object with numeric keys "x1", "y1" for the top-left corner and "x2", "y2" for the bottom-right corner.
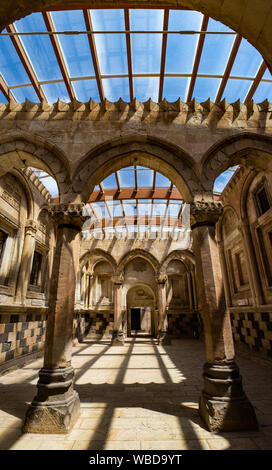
[{"x1": 0, "y1": 7, "x2": 270, "y2": 104}]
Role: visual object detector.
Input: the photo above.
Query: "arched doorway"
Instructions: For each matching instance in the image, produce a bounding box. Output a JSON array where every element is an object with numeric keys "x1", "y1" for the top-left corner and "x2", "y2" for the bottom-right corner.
[{"x1": 127, "y1": 284, "x2": 156, "y2": 337}]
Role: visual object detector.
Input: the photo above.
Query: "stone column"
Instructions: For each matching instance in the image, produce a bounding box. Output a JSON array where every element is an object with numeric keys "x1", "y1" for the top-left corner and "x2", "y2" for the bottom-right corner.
[
  {"x1": 23, "y1": 204, "x2": 87, "y2": 434},
  {"x1": 186, "y1": 272, "x2": 194, "y2": 311},
  {"x1": 156, "y1": 274, "x2": 171, "y2": 345},
  {"x1": 111, "y1": 274, "x2": 125, "y2": 346},
  {"x1": 191, "y1": 201, "x2": 258, "y2": 432},
  {"x1": 15, "y1": 220, "x2": 37, "y2": 304},
  {"x1": 218, "y1": 241, "x2": 232, "y2": 308},
  {"x1": 239, "y1": 219, "x2": 263, "y2": 306}
]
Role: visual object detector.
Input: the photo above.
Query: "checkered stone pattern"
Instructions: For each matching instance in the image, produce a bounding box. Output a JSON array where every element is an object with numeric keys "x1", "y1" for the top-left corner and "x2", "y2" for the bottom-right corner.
[
  {"x1": 230, "y1": 311, "x2": 272, "y2": 359},
  {"x1": 73, "y1": 313, "x2": 92, "y2": 341},
  {"x1": 168, "y1": 312, "x2": 201, "y2": 338},
  {"x1": 0, "y1": 313, "x2": 47, "y2": 364},
  {"x1": 88, "y1": 312, "x2": 114, "y2": 339}
]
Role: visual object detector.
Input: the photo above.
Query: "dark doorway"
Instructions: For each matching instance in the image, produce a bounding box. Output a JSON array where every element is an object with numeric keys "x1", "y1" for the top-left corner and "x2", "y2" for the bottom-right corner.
[{"x1": 131, "y1": 308, "x2": 141, "y2": 330}]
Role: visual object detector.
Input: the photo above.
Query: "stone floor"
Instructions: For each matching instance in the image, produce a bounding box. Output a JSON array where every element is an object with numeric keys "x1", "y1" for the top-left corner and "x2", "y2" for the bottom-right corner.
[{"x1": 0, "y1": 336, "x2": 272, "y2": 450}]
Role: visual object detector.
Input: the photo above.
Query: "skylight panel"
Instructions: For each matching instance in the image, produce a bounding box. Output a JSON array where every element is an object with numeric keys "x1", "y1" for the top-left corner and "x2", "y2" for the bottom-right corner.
[
  {"x1": 137, "y1": 169, "x2": 153, "y2": 187},
  {"x1": 51, "y1": 10, "x2": 95, "y2": 78},
  {"x1": 117, "y1": 168, "x2": 135, "y2": 187},
  {"x1": 133, "y1": 77, "x2": 160, "y2": 102},
  {"x1": 130, "y1": 9, "x2": 163, "y2": 75},
  {"x1": 263, "y1": 68, "x2": 272, "y2": 80},
  {"x1": 15, "y1": 13, "x2": 62, "y2": 82},
  {"x1": 165, "y1": 10, "x2": 202, "y2": 74},
  {"x1": 0, "y1": 29, "x2": 31, "y2": 86},
  {"x1": 138, "y1": 201, "x2": 152, "y2": 215},
  {"x1": 163, "y1": 76, "x2": 189, "y2": 102},
  {"x1": 91, "y1": 9, "x2": 127, "y2": 76},
  {"x1": 101, "y1": 173, "x2": 118, "y2": 189},
  {"x1": 198, "y1": 18, "x2": 235, "y2": 75},
  {"x1": 252, "y1": 81, "x2": 272, "y2": 102},
  {"x1": 42, "y1": 82, "x2": 69, "y2": 103},
  {"x1": 73, "y1": 79, "x2": 100, "y2": 102},
  {"x1": 12, "y1": 86, "x2": 39, "y2": 102},
  {"x1": 102, "y1": 77, "x2": 130, "y2": 102},
  {"x1": 112, "y1": 201, "x2": 123, "y2": 217},
  {"x1": 156, "y1": 173, "x2": 171, "y2": 187},
  {"x1": 193, "y1": 77, "x2": 221, "y2": 102},
  {"x1": 231, "y1": 38, "x2": 262, "y2": 78},
  {"x1": 0, "y1": 91, "x2": 8, "y2": 103},
  {"x1": 222, "y1": 78, "x2": 252, "y2": 103},
  {"x1": 123, "y1": 201, "x2": 136, "y2": 216}
]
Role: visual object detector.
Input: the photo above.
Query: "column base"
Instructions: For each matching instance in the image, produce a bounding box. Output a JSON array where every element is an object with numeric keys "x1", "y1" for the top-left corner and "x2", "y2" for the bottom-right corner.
[
  {"x1": 157, "y1": 330, "x2": 171, "y2": 345},
  {"x1": 199, "y1": 362, "x2": 258, "y2": 432},
  {"x1": 111, "y1": 330, "x2": 125, "y2": 346},
  {"x1": 23, "y1": 366, "x2": 80, "y2": 434}
]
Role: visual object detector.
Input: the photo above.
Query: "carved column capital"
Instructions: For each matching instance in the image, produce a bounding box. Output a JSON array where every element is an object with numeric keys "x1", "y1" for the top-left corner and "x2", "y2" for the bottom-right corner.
[
  {"x1": 156, "y1": 273, "x2": 168, "y2": 285},
  {"x1": 24, "y1": 219, "x2": 38, "y2": 237},
  {"x1": 190, "y1": 201, "x2": 223, "y2": 229},
  {"x1": 48, "y1": 203, "x2": 87, "y2": 230},
  {"x1": 112, "y1": 273, "x2": 124, "y2": 285}
]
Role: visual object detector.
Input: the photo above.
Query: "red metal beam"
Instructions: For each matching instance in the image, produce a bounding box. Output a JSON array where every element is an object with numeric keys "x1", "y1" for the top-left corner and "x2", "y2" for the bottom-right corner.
[
  {"x1": 0, "y1": 74, "x2": 15, "y2": 102},
  {"x1": 215, "y1": 34, "x2": 242, "y2": 102},
  {"x1": 158, "y1": 8, "x2": 169, "y2": 102},
  {"x1": 42, "y1": 11, "x2": 75, "y2": 101},
  {"x1": 244, "y1": 60, "x2": 267, "y2": 103},
  {"x1": 89, "y1": 187, "x2": 183, "y2": 202},
  {"x1": 186, "y1": 15, "x2": 209, "y2": 102},
  {"x1": 83, "y1": 8, "x2": 104, "y2": 101}
]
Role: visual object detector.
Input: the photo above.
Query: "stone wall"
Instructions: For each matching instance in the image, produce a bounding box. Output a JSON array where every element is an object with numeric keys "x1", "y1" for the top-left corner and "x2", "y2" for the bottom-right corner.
[
  {"x1": 230, "y1": 309, "x2": 272, "y2": 360},
  {"x1": 0, "y1": 311, "x2": 47, "y2": 368}
]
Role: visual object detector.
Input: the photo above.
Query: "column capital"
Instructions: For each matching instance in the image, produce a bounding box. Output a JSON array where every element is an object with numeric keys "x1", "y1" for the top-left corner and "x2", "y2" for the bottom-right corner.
[
  {"x1": 156, "y1": 273, "x2": 168, "y2": 285},
  {"x1": 25, "y1": 219, "x2": 38, "y2": 236},
  {"x1": 48, "y1": 203, "x2": 87, "y2": 230},
  {"x1": 112, "y1": 273, "x2": 124, "y2": 285},
  {"x1": 190, "y1": 201, "x2": 223, "y2": 229}
]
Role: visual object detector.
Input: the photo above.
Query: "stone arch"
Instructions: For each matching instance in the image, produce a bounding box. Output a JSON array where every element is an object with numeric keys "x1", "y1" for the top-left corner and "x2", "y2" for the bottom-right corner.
[
  {"x1": 9, "y1": 168, "x2": 34, "y2": 220},
  {"x1": 0, "y1": 135, "x2": 72, "y2": 201},
  {"x1": 79, "y1": 248, "x2": 117, "y2": 272},
  {"x1": 72, "y1": 135, "x2": 200, "y2": 202},
  {"x1": 117, "y1": 249, "x2": 160, "y2": 276},
  {"x1": 159, "y1": 249, "x2": 195, "y2": 275},
  {"x1": 217, "y1": 205, "x2": 239, "y2": 243},
  {"x1": 1, "y1": 1, "x2": 272, "y2": 73},
  {"x1": 201, "y1": 133, "x2": 272, "y2": 195}
]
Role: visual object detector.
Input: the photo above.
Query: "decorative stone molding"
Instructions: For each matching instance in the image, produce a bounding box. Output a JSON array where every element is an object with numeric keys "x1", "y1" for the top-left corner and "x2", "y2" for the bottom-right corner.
[
  {"x1": 0, "y1": 98, "x2": 271, "y2": 129},
  {"x1": 22, "y1": 167, "x2": 51, "y2": 201},
  {"x1": 190, "y1": 201, "x2": 223, "y2": 227},
  {"x1": 47, "y1": 203, "x2": 87, "y2": 230}
]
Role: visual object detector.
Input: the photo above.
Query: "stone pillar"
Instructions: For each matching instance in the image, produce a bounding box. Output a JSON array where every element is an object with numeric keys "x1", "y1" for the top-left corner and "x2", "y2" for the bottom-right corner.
[
  {"x1": 23, "y1": 204, "x2": 87, "y2": 434},
  {"x1": 239, "y1": 219, "x2": 263, "y2": 306},
  {"x1": 191, "y1": 201, "x2": 258, "y2": 432},
  {"x1": 15, "y1": 220, "x2": 37, "y2": 304},
  {"x1": 111, "y1": 274, "x2": 125, "y2": 346},
  {"x1": 186, "y1": 272, "x2": 194, "y2": 311},
  {"x1": 156, "y1": 274, "x2": 171, "y2": 345},
  {"x1": 84, "y1": 273, "x2": 90, "y2": 309},
  {"x1": 218, "y1": 241, "x2": 232, "y2": 308}
]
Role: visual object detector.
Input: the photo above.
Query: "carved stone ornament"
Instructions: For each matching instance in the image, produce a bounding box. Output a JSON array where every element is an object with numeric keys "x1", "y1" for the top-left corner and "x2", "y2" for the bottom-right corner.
[
  {"x1": 48, "y1": 203, "x2": 88, "y2": 230},
  {"x1": 25, "y1": 219, "x2": 38, "y2": 236},
  {"x1": 156, "y1": 273, "x2": 168, "y2": 285},
  {"x1": 190, "y1": 201, "x2": 223, "y2": 227},
  {"x1": 112, "y1": 273, "x2": 124, "y2": 285}
]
